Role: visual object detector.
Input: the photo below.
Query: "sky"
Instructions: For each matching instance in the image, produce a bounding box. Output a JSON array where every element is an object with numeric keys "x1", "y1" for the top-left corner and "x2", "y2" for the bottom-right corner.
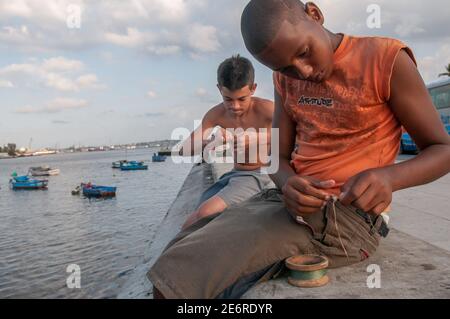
[{"x1": 0, "y1": 0, "x2": 449, "y2": 149}]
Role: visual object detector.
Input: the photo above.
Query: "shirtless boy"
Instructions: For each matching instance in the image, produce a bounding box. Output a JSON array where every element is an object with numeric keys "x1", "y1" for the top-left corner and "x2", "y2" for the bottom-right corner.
[{"x1": 179, "y1": 55, "x2": 274, "y2": 229}]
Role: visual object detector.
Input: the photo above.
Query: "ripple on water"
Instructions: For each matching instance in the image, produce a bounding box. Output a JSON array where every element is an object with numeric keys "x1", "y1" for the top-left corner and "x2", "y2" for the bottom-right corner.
[{"x1": 0, "y1": 149, "x2": 192, "y2": 298}]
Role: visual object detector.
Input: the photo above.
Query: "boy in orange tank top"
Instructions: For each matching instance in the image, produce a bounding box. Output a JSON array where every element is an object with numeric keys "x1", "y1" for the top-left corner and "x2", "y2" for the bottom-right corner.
[{"x1": 241, "y1": 0, "x2": 450, "y2": 218}]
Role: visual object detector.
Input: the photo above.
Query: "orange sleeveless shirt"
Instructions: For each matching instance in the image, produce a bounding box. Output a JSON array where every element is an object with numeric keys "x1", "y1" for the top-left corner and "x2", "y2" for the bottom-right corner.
[{"x1": 274, "y1": 35, "x2": 417, "y2": 196}]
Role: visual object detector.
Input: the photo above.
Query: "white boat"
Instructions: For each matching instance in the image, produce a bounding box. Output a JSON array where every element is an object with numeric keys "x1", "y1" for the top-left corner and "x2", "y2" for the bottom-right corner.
[
  {"x1": 29, "y1": 166, "x2": 60, "y2": 176},
  {"x1": 32, "y1": 149, "x2": 57, "y2": 156}
]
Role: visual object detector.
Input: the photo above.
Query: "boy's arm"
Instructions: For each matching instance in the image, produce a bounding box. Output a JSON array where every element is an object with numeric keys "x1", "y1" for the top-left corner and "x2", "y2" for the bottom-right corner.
[
  {"x1": 340, "y1": 50, "x2": 450, "y2": 214},
  {"x1": 269, "y1": 90, "x2": 297, "y2": 189},
  {"x1": 178, "y1": 109, "x2": 217, "y2": 157},
  {"x1": 271, "y1": 89, "x2": 334, "y2": 217}
]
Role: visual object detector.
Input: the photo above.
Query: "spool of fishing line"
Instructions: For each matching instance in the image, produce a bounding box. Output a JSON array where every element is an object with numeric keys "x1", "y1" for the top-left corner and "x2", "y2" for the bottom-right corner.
[{"x1": 285, "y1": 255, "x2": 330, "y2": 288}]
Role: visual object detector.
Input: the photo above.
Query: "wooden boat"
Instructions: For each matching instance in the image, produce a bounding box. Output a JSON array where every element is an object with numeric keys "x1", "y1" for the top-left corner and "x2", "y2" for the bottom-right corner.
[
  {"x1": 120, "y1": 161, "x2": 148, "y2": 171},
  {"x1": 29, "y1": 166, "x2": 60, "y2": 176},
  {"x1": 157, "y1": 148, "x2": 173, "y2": 156},
  {"x1": 81, "y1": 183, "x2": 116, "y2": 198},
  {"x1": 10, "y1": 175, "x2": 48, "y2": 190},
  {"x1": 112, "y1": 160, "x2": 128, "y2": 169},
  {"x1": 152, "y1": 153, "x2": 167, "y2": 162}
]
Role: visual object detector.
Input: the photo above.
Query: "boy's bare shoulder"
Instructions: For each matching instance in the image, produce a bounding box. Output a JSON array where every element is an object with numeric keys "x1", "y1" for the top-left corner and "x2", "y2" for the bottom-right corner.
[
  {"x1": 252, "y1": 97, "x2": 275, "y2": 120},
  {"x1": 204, "y1": 103, "x2": 226, "y2": 122}
]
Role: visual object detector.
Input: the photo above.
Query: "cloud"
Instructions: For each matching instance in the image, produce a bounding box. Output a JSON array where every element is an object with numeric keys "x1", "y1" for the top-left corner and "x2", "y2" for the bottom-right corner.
[
  {"x1": 52, "y1": 120, "x2": 70, "y2": 124},
  {"x1": 105, "y1": 27, "x2": 155, "y2": 48},
  {"x1": 418, "y1": 43, "x2": 450, "y2": 83},
  {"x1": 146, "y1": 45, "x2": 180, "y2": 56},
  {"x1": 147, "y1": 90, "x2": 157, "y2": 98},
  {"x1": 187, "y1": 24, "x2": 220, "y2": 53},
  {"x1": 101, "y1": 0, "x2": 191, "y2": 25},
  {"x1": 0, "y1": 79, "x2": 14, "y2": 88},
  {"x1": 0, "y1": 56, "x2": 104, "y2": 91},
  {"x1": 0, "y1": 1, "x2": 33, "y2": 18},
  {"x1": 0, "y1": 0, "x2": 222, "y2": 57},
  {"x1": 76, "y1": 73, "x2": 106, "y2": 89},
  {"x1": 44, "y1": 72, "x2": 78, "y2": 91},
  {"x1": 315, "y1": 0, "x2": 450, "y2": 41},
  {"x1": 195, "y1": 87, "x2": 208, "y2": 97},
  {"x1": 104, "y1": 23, "x2": 219, "y2": 56},
  {"x1": 15, "y1": 98, "x2": 88, "y2": 114},
  {"x1": 42, "y1": 56, "x2": 83, "y2": 72},
  {"x1": 195, "y1": 87, "x2": 218, "y2": 104},
  {"x1": 144, "y1": 112, "x2": 164, "y2": 117},
  {"x1": 0, "y1": 0, "x2": 448, "y2": 59}
]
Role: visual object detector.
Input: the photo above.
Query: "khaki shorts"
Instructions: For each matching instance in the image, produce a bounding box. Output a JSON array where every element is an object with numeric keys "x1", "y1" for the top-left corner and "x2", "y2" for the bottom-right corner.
[
  {"x1": 197, "y1": 168, "x2": 274, "y2": 208},
  {"x1": 148, "y1": 189, "x2": 386, "y2": 299}
]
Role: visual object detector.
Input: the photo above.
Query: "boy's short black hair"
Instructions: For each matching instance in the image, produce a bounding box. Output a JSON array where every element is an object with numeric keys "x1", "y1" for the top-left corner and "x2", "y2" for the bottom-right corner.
[
  {"x1": 217, "y1": 55, "x2": 255, "y2": 91},
  {"x1": 241, "y1": 0, "x2": 306, "y2": 55}
]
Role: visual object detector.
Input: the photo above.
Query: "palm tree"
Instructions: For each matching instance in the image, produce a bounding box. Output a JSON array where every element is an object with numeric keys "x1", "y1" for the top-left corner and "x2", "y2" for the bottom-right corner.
[{"x1": 439, "y1": 63, "x2": 450, "y2": 77}]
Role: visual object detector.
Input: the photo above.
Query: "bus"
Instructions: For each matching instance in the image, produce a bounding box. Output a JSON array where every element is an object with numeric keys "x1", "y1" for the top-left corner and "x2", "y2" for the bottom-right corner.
[{"x1": 401, "y1": 77, "x2": 450, "y2": 153}]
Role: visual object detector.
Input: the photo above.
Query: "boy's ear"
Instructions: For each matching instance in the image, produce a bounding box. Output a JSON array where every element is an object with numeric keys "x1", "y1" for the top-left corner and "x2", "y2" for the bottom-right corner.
[
  {"x1": 250, "y1": 83, "x2": 257, "y2": 93},
  {"x1": 305, "y1": 2, "x2": 324, "y2": 25},
  {"x1": 217, "y1": 84, "x2": 222, "y2": 94}
]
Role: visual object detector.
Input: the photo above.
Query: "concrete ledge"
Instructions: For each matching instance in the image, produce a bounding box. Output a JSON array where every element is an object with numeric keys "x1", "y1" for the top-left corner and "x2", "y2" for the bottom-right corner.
[
  {"x1": 118, "y1": 163, "x2": 212, "y2": 298},
  {"x1": 119, "y1": 162, "x2": 450, "y2": 298},
  {"x1": 244, "y1": 229, "x2": 450, "y2": 298}
]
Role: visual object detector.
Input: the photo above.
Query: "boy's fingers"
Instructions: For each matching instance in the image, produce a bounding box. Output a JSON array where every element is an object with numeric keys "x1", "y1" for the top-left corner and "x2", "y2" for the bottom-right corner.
[
  {"x1": 283, "y1": 196, "x2": 321, "y2": 216},
  {"x1": 339, "y1": 178, "x2": 370, "y2": 206},
  {"x1": 298, "y1": 193, "x2": 325, "y2": 208},
  {"x1": 371, "y1": 202, "x2": 388, "y2": 216},
  {"x1": 352, "y1": 186, "x2": 377, "y2": 212},
  {"x1": 289, "y1": 177, "x2": 330, "y2": 201},
  {"x1": 311, "y1": 179, "x2": 336, "y2": 189},
  {"x1": 285, "y1": 188, "x2": 324, "y2": 208},
  {"x1": 302, "y1": 183, "x2": 330, "y2": 201}
]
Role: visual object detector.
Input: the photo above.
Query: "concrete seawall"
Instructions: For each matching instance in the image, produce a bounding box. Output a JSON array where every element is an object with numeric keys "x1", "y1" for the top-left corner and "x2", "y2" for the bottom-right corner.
[
  {"x1": 119, "y1": 162, "x2": 450, "y2": 298},
  {"x1": 118, "y1": 163, "x2": 213, "y2": 298}
]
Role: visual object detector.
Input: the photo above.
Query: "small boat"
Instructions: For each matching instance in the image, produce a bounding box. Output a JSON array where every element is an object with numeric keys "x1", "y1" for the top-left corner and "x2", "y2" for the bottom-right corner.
[
  {"x1": 29, "y1": 166, "x2": 60, "y2": 176},
  {"x1": 10, "y1": 175, "x2": 48, "y2": 190},
  {"x1": 81, "y1": 183, "x2": 117, "y2": 198},
  {"x1": 112, "y1": 160, "x2": 128, "y2": 169},
  {"x1": 120, "y1": 161, "x2": 148, "y2": 171},
  {"x1": 157, "y1": 148, "x2": 173, "y2": 156},
  {"x1": 152, "y1": 153, "x2": 167, "y2": 162},
  {"x1": 71, "y1": 185, "x2": 81, "y2": 195}
]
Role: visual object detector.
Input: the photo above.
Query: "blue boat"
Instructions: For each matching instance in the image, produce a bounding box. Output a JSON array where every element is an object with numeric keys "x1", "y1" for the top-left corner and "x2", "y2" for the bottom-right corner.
[
  {"x1": 120, "y1": 161, "x2": 148, "y2": 171},
  {"x1": 10, "y1": 175, "x2": 48, "y2": 190},
  {"x1": 81, "y1": 183, "x2": 117, "y2": 198},
  {"x1": 112, "y1": 160, "x2": 127, "y2": 169},
  {"x1": 152, "y1": 153, "x2": 167, "y2": 162}
]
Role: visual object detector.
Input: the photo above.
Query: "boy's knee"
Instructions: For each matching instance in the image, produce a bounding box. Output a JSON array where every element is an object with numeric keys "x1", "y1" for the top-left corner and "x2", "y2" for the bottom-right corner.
[
  {"x1": 195, "y1": 206, "x2": 215, "y2": 219},
  {"x1": 196, "y1": 196, "x2": 228, "y2": 218}
]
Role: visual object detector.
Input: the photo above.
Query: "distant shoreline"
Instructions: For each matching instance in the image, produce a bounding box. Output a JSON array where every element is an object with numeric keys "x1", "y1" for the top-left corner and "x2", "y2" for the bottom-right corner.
[{"x1": 0, "y1": 147, "x2": 170, "y2": 161}]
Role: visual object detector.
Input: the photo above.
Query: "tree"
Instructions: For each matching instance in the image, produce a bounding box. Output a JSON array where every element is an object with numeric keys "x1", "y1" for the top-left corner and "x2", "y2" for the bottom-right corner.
[{"x1": 439, "y1": 63, "x2": 450, "y2": 77}]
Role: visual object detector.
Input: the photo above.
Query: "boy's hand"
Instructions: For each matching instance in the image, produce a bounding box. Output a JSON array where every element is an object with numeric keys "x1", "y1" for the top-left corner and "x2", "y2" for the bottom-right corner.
[
  {"x1": 339, "y1": 168, "x2": 393, "y2": 215},
  {"x1": 282, "y1": 175, "x2": 335, "y2": 218}
]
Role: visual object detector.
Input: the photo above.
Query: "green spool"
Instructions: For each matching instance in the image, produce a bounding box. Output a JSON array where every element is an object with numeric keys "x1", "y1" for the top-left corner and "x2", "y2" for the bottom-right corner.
[
  {"x1": 289, "y1": 269, "x2": 327, "y2": 281},
  {"x1": 285, "y1": 255, "x2": 330, "y2": 288}
]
